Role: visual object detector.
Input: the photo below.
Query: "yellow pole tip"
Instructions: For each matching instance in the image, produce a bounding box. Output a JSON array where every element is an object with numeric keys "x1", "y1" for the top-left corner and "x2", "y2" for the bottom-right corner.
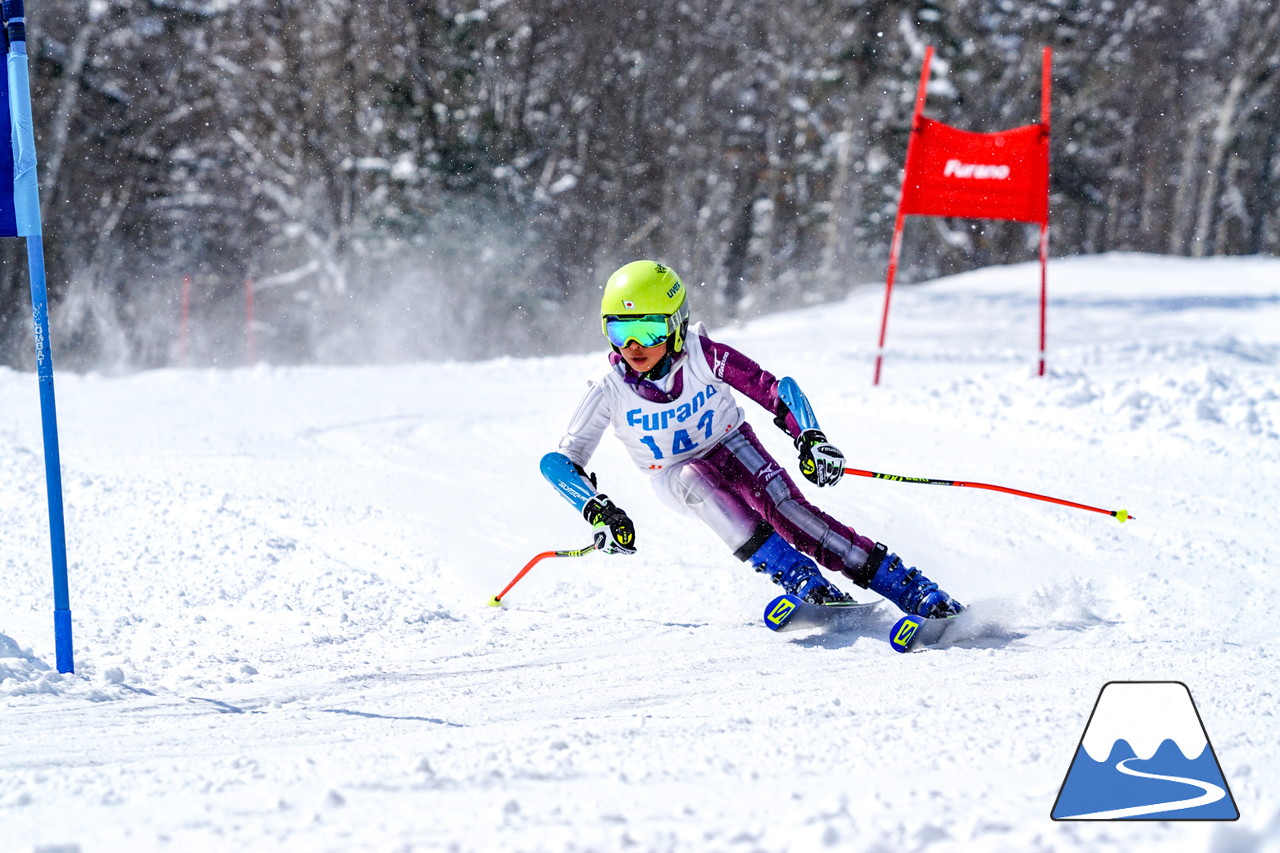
[
  {"x1": 488, "y1": 596, "x2": 504, "y2": 607},
  {"x1": 1115, "y1": 509, "x2": 1130, "y2": 523}
]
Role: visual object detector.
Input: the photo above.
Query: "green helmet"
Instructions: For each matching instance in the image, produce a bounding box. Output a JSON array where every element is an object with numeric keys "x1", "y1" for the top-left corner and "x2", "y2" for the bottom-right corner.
[{"x1": 600, "y1": 260, "x2": 690, "y2": 354}]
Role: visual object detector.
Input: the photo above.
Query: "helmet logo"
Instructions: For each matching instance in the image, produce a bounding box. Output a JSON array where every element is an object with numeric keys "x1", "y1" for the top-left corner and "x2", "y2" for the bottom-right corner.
[
  {"x1": 655, "y1": 264, "x2": 668, "y2": 275},
  {"x1": 666, "y1": 281, "x2": 682, "y2": 298}
]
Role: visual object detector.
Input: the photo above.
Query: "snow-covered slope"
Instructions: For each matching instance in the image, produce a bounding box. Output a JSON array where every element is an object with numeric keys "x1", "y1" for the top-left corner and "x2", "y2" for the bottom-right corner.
[{"x1": 2, "y1": 254, "x2": 1278, "y2": 852}]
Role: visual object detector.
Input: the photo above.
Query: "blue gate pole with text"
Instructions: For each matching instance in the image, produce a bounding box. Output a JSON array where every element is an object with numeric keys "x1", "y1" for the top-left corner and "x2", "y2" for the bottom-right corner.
[{"x1": 7, "y1": 0, "x2": 73, "y2": 673}]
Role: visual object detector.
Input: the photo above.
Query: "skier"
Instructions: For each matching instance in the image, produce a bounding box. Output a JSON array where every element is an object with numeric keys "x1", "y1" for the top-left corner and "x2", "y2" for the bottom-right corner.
[{"x1": 540, "y1": 260, "x2": 962, "y2": 617}]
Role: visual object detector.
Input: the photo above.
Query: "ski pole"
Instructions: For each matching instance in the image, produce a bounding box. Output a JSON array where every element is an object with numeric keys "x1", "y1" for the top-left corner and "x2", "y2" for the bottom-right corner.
[
  {"x1": 843, "y1": 467, "x2": 1133, "y2": 523},
  {"x1": 488, "y1": 543, "x2": 598, "y2": 606}
]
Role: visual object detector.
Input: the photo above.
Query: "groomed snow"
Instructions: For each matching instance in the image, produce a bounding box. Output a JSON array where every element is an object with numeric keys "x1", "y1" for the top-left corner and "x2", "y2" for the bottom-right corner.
[{"x1": 2, "y1": 253, "x2": 1278, "y2": 852}]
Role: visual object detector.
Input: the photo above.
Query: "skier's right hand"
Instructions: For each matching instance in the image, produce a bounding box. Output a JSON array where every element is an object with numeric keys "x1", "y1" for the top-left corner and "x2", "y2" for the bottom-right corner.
[{"x1": 582, "y1": 495, "x2": 637, "y2": 555}]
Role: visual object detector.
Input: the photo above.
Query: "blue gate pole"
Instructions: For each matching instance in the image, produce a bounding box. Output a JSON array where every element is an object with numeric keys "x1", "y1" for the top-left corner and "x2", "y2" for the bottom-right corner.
[{"x1": 6, "y1": 0, "x2": 73, "y2": 673}]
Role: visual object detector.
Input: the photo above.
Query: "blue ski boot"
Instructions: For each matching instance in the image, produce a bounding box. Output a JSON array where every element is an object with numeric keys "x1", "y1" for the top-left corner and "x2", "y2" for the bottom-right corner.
[
  {"x1": 863, "y1": 544, "x2": 963, "y2": 617},
  {"x1": 747, "y1": 532, "x2": 851, "y2": 605}
]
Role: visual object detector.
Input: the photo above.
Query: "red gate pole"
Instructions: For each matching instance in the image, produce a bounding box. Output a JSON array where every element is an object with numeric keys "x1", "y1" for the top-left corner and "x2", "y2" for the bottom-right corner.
[
  {"x1": 874, "y1": 210, "x2": 908, "y2": 387},
  {"x1": 245, "y1": 276, "x2": 256, "y2": 365},
  {"x1": 1039, "y1": 221, "x2": 1049, "y2": 376},
  {"x1": 179, "y1": 274, "x2": 191, "y2": 366},
  {"x1": 1038, "y1": 46, "x2": 1053, "y2": 377},
  {"x1": 873, "y1": 47, "x2": 934, "y2": 387}
]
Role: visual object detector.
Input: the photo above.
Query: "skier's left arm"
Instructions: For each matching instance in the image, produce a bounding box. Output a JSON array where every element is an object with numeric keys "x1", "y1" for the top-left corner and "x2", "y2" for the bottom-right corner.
[{"x1": 700, "y1": 337, "x2": 846, "y2": 487}]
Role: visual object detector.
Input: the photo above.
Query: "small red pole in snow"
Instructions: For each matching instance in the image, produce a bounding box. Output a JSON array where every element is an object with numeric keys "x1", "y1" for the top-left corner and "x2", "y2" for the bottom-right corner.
[
  {"x1": 1038, "y1": 46, "x2": 1053, "y2": 377},
  {"x1": 245, "y1": 275, "x2": 256, "y2": 365},
  {"x1": 179, "y1": 274, "x2": 191, "y2": 366}
]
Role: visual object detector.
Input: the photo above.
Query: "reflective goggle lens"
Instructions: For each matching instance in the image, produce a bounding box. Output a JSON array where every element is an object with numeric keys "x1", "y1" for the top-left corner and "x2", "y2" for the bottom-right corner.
[{"x1": 605, "y1": 316, "x2": 671, "y2": 348}]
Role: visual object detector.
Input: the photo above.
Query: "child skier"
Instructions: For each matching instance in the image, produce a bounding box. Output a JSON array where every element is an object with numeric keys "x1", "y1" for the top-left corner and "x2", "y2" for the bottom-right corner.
[{"x1": 540, "y1": 260, "x2": 962, "y2": 617}]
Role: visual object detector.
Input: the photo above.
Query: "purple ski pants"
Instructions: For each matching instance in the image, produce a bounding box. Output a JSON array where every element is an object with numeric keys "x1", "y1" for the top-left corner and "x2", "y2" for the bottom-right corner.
[{"x1": 652, "y1": 422, "x2": 876, "y2": 583}]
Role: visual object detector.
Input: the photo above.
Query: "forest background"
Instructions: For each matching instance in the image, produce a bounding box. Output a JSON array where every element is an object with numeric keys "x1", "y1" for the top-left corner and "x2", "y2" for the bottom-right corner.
[{"x1": 1, "y1": 0, "x2": 1277, "y2": 370}]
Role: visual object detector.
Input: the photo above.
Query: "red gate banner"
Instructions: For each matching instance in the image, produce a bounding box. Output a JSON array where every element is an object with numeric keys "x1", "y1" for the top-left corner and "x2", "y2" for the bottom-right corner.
[
  {"x1": 874, "y1": 46, "x2": 1053, "y2": 385},
  {"x1": 899, "y1": 117, "x2": 1049, "y2": 224}
]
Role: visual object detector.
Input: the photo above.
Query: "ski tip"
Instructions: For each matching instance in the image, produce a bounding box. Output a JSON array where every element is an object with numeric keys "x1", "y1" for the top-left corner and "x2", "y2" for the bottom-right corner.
[
  {"x1": 488, "y1": 596, "x2": 504, "y2": 607},
  {"x1": 763, "y1": 594, "x2": 798, "y2": 631},
  {"x1": 889, "y1": 614, "x2": 923, "y2": 653}
]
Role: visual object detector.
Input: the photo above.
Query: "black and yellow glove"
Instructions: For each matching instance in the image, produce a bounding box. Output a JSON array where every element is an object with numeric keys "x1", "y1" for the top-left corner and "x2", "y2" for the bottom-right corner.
[
  {"x1": 582, "y1": 495, "x2": 637, "y2": 555},
  {"x1": 795, "y1": 429, "x2": 845, "y2": 487}
]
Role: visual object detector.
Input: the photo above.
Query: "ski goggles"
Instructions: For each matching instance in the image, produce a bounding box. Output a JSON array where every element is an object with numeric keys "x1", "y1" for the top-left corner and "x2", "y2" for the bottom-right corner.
[{"x1": 604, "y1": 314, "x2": 674, "y2": 348}]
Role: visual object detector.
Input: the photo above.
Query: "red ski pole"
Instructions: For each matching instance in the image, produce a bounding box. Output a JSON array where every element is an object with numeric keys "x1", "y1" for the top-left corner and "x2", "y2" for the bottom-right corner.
[
  {"x1": 843, "y1": 467, "x2": 1133, "y2": 523},
  {"x1": 489, "y1": 543, "x2": 598, "y2": 606}
]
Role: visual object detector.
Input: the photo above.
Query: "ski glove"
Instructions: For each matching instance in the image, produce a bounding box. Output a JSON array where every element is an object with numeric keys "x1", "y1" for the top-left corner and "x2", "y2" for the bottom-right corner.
[
  {"x1": 795, "y1": 429, "x2": 845, "y2": 487},
  {"x1": 582, "y1": 495, "x2": 637, "y2": 555}
]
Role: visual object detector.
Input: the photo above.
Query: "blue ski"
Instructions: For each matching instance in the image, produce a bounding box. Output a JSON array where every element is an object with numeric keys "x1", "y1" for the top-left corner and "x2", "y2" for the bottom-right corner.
[{"x1": 763, "y1": 593, "x2": 879, "y2": 632}]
